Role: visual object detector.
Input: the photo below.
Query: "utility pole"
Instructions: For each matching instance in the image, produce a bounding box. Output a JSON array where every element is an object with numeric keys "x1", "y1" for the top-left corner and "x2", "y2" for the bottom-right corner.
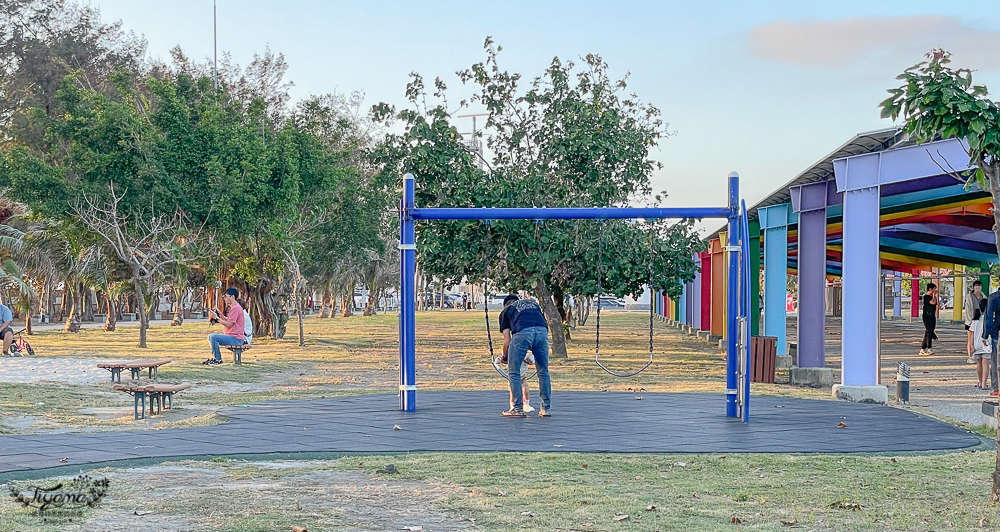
[
  {"x1": 457, "y1": 113, "x2": 488, "y2": 169},
  {"x1": 213, "y1": 0, "x2": 218, "y2": 90}
]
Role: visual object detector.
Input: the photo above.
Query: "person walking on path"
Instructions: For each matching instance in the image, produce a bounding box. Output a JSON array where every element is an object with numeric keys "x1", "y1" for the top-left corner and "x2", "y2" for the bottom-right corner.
[
  {"x1": 919, "y1": 283, "x2": 939, "y2": 355},
  {"x1": 204, "y1": 287, "x2": 245, "y2": 365},
  {"x1": 971, "y1": 298, "x2": 991, "y2": 389},
  {"x1": 965, "y1": 280, "x2": 985, "y2": 363},
  {"x1": 982, "y1": 287, "x2": 1000, "y2": 397},
  {"x1": 498, "y1": 294, "x2": 551, "y2": 418}
]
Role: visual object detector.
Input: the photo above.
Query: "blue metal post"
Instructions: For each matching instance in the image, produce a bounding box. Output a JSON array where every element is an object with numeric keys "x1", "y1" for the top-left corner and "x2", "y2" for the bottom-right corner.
[
  {"x1": 726, "y1": 172, "x2": 740, "y2": 418},
  {"x1": 892, "y1": 272, "x2": 901, "y2": 317},
  {"x1": 400, "y1": 174, "x2": 417, "y2": 411}
]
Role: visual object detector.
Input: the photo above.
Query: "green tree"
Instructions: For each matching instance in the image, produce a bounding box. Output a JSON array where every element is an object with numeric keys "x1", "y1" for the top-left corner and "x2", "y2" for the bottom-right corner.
[
  {"x1": 880, "y1": 49, "x2": 1000, "y2": 258},
  {"x1": 372, "y1": 38, "x2": 701, "y2": 358},
  {"x1": 880, "y1": 48, "x2": 1000, "y2": 501}
]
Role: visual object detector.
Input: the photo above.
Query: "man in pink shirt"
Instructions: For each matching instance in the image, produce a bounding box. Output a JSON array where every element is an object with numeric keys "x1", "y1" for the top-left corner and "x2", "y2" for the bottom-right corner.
[{"x1": 204, "y1": 287, "x2": 245, "y2": 365}]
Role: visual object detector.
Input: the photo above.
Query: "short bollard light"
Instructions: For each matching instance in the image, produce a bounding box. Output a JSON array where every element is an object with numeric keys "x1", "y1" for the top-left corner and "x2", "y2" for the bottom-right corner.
[{"x1": 896, "y1": 362, "x2": 910, "y2": 405}]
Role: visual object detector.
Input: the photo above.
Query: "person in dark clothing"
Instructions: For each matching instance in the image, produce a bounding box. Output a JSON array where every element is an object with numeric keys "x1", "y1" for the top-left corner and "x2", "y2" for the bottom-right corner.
[
  {"x1": 499, "y1": 294, "x2": 551, "y2": 418},
  {"x1": 982, "y1": 288, "x2": 1000, "y2": 396},
  {"x1": 919, "y1": 283, "x2": 939, "y2": 355}
]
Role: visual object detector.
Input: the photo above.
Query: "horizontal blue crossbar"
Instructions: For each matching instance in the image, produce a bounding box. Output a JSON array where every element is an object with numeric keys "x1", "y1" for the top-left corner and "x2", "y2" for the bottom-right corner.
[{"x1": 409, "y1": 207, "x2": 732, "y2": 220}]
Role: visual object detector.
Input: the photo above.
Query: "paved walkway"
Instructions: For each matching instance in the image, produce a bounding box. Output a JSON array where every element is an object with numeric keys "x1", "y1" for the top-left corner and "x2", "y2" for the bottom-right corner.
[
  {"x1": 789, "y1": 317, "x2": 990, "y2": 425},
  {"x1": 0, "y1": 392, "x2": 982, "y2": 479}
]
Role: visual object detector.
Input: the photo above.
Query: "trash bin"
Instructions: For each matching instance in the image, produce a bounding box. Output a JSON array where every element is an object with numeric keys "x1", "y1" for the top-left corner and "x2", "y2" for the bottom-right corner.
[
  {"x1": 896, "y1": 362, "x2": 910, "y2": 404},
  {"x1": 750, "y1": 336, "x2": 777, "y2": 383}
]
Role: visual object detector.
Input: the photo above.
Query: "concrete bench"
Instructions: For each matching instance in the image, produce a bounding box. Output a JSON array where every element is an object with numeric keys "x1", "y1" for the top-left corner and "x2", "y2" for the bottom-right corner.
[
  {"x1": 223, "y1": 343, "x2": 252, "y2": 365},
  {"x1": 97, "y1": 358, "x2": 172, "y2": 382},
  {"x1": 113, "y1": 383, "x2": 191, "y2": 420}
]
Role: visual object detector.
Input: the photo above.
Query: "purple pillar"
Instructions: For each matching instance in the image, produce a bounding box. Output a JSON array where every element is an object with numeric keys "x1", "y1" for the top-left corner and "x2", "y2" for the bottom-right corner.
[
  {"x1": 693, "y1": 254, "x2": 702, "y2": 330},
  {"x1": 790, "y1": 182, "x2": 829, "y2": 368}
]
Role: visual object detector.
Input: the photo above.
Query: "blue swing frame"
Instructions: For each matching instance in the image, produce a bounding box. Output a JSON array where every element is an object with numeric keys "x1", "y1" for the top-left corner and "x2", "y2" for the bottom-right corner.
[{"x1": 398, "y1": 172, "x2": 752, "y2": 421}]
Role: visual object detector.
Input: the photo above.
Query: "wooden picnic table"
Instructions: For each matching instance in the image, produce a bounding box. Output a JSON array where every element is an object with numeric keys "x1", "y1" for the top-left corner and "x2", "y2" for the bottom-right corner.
[
  {"x1": 97, "y1": 358, "x2": 172, "y2": 382},
  {"x1": 113, "y1": 382, "x2": 191, "y2": 420}
]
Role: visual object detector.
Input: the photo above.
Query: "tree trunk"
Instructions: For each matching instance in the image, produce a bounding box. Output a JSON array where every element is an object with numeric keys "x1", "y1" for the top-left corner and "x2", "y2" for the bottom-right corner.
[
  {"x1": 363, "y1": 284, "x2": 377, "y2": 316},
  {"x1": 579, "y1": 297, "x2": 591, "y2": 326},
  {"x1": 82, "y1": 286, "x2": 94, "y2": 322},
  {"x1": 64, "y1": 286, "x2": 80, "y2": 333},
  {"x1": 24, "y1": 310, "x2": 31, "y2": 335},
  {"x1": 290, "y1": 252, "x2": 305, "y2": 346},
  {"x1": 295, "y1": 282, "x2": 305, "y2": 347},
  {"x1": 534, "y1": 281, "x2": 568, "y2": 359},
  {"x1": 171, "y1": 286, "x2": 187, "y2": 326},
  {"x1": 133, "y1": 272, "x2": 148, "y2": 347},
  {"x1": 320, "y1": 289, "x2": 331, "y2": 318},
  {"x1": 330, "y1": 293, "x2": 338, "y2": 318},
  {"x1": 341, "y1": 292, "x2": 353, "y2": 317},
  {"x1": 248, "y1": 279, "x2": 286, "y2": 339},
  {"x1": 988, "y1": 161, "x2": 1000, "y2": 503},
  {"x1": 552, "y1": 284, "x2": 571, "y2": 340},
  {"x1": 105, "y1": 295, "x2": 117, "y2": 332},
  {"x1": 58, "y1": 285, "x2": 69, "y2": 323}
]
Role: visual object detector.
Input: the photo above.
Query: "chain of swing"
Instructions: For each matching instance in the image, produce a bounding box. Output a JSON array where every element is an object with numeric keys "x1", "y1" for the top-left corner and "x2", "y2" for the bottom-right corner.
[{"x1": 483, "y1": 219, "x2": 656, "y2": 379}]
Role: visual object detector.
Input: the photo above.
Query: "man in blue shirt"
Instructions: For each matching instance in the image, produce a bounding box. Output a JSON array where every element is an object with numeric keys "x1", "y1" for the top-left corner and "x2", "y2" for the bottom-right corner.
[
  {"x1": 499, "y1": 294, "x2": 551, "y2": 417},
  {"x1": 0, "y1": 303, "x2": 13, "y2": 356},
  {"x1": 982, "y1": 289, "x2": 1000, "y2": 397}
]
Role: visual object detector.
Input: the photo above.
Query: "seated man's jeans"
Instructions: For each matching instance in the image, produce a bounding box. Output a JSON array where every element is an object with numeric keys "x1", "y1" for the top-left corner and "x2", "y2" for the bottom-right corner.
[
  {"x1": 507, "y1": 326, "x2": 551, "y2": 412},
  {"x1": 208, "y1": 333, "x2": 244, "y2": 361}
]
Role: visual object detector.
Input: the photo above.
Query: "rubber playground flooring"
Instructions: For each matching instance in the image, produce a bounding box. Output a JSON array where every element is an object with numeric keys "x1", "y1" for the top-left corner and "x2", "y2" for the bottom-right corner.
[{"x1": 0, "y1": 391, "x2": 981, "y2": 480}]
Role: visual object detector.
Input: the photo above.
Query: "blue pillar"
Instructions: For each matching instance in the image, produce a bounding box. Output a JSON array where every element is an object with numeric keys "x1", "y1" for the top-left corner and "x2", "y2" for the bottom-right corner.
[
  {"x1": 679, "y1": 283, "x2": 687, "y2": 324},
  {"x1": 790, "y1": 182, "x2": 829, "y2": 369},
  {"x1": 726, "y1": 172, "x2": 740, "y2": 418},
  {"x1": 685, "y1": 280, "x2": 695, "y2": 326},
  {"x1": 892, "y1": 272, "x2": 901, "y2": 318},
  {"x1": 758, "y1": 204, "x2": 791, "y2": 355},
  {"x1": 399, "y1": 173, "x2": 417, "y2": 411}
]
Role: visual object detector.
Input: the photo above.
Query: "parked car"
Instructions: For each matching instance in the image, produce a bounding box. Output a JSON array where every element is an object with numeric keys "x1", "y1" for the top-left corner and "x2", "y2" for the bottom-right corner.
[
  {"x1": 420, "y1": 293, "x2": 463, "y2": 307},
  {"x1": 597, "y1": 298, "x2": 626, "y2": 308}
]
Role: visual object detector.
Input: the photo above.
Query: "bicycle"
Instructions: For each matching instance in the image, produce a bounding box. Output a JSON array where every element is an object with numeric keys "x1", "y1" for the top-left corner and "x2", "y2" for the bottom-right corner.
[{"x1": 8, "y1": 328, "x2": 34, "y2": 357}]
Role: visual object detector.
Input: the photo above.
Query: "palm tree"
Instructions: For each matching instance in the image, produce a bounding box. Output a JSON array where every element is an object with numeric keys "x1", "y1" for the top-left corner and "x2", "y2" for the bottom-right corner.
[{"x1": 0, "y1": 259, "x2": 38, "y2": 333}]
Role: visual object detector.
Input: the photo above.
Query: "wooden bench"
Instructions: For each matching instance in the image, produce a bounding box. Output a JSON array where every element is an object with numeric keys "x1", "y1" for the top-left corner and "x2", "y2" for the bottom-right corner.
[
  {"x1": 97, "y1": 358, "x2": 172, "y2": 382},
  {"x1": 113, "y1": 383, "x2": 191, "y2": 419},
  {"x1": 223, "y1": 343, "x2": 252, "y2": 365}
]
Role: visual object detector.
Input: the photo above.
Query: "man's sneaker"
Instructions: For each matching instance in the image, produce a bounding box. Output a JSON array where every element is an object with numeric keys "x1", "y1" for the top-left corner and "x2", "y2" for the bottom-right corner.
[
  {"x1": 991, "y1": 391, "x2": 999, "y2": 397},
  {"x1": 203, "y1": 358, "x2": 222, "y2": 365},
  {"x1": 538, "y1": 408, "x2": 551, "y2": 417},
  {"x1": 523, "y1": 403, "x2": 535, "y2": 413},
  {"x1": 501, "y1": 409, "x2": 526, "y2": 418}
]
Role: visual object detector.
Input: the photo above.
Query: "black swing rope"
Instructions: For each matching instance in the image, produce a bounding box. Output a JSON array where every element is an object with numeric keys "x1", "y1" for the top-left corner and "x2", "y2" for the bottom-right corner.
[
  {"x1": 594, "y1": 221, "x2": 655, "y2": 377},
  {"x1": 483, "y1": 220, "x2": 536, "y2": 381}
]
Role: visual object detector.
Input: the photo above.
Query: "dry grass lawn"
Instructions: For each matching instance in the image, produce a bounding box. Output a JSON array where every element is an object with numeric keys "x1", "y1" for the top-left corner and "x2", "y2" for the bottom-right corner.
[{"x1": 1, "y1": 311, "x2": 826, "y2": 433}]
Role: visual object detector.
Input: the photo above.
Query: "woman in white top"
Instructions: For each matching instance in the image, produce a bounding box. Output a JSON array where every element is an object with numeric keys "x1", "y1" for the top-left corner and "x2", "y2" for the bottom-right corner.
[
  {"x1": 972, "y1": 298, "x2": 991, "y2": 389},
  {"x1": 965, "y1": 280, "x2": 985, "y2": 363}
]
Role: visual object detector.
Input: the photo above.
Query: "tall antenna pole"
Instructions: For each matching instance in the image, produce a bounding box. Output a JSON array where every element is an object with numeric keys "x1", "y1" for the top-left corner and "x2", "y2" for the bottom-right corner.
[{"x1": 213, "y1": 0, "x2": 218, "y2": 90}]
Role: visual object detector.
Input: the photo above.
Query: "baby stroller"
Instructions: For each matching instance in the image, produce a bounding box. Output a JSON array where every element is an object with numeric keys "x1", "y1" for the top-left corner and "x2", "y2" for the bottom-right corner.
[{"x1": 8, "y1": 328, "x2": 35, "y2": 357}]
